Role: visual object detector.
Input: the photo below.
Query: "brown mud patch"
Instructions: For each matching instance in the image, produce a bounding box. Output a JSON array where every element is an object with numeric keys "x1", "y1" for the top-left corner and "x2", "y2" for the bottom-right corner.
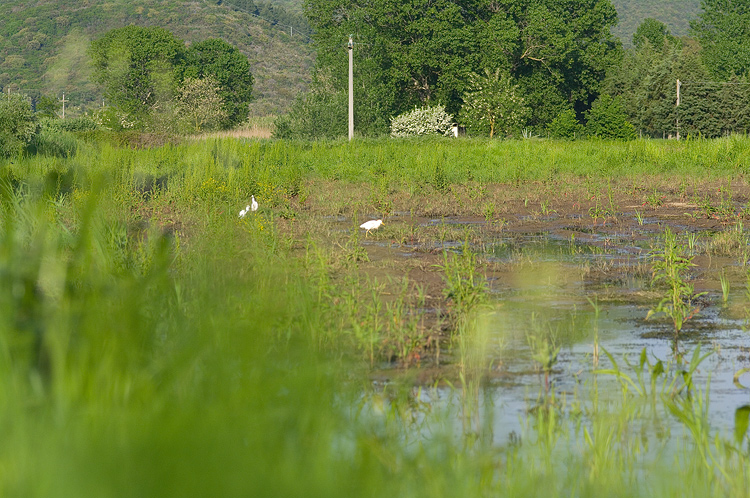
[{"x1": 278, "y1": 178, "x2": 750, "y2": 381}]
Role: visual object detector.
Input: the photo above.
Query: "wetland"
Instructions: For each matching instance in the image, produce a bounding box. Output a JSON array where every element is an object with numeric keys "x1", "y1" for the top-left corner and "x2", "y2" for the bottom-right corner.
[{"x1": 3, "y1": 137, "x2": 750, "y2": 496}]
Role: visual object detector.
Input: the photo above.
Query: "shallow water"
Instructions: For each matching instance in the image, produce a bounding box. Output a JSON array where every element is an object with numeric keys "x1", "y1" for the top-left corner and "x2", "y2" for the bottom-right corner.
[{"x1": 482, "y1": 240, "x2": 750, "y2": 445}]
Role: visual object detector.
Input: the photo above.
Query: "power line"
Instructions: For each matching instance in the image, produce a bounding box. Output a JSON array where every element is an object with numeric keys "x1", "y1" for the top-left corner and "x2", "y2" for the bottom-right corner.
[
  {"x1": 220, "y1": 3, "x2": 314, "y2": 43},
  {"x1": 679, "y1": 80, "x2": 750, "y2": 85}
]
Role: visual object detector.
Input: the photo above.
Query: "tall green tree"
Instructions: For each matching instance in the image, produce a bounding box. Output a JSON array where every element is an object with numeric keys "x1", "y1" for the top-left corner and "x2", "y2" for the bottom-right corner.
[
  {"x1": 604, "y1": 20, "x2": 710, "y2": 138},
  {"x1": 476, "y1": 1, "x2": 622, "y2": 126},
  {"x1": 633, "y1": 18, "x2": 678, "y2": 51},
  {"x1": 303, "y1": 0, "x2": 622, "y2": 138},
  {"x1": 89, "y1": 25, "x2": 186, "y2": 121},
  {"x1": 691, "y1": 0, "x2": 750, "y2": 80},
  {"x1": 183, "y1": 39, "x2": 254, "y2": 128},
  {"x1": 459, "y1": 69, "x2": 528, "y2": 137}
]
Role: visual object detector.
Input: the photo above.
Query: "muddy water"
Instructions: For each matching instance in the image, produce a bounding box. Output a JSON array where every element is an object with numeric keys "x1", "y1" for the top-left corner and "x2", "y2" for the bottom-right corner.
[
  {"x1": 355, "y1": 215, "x2": 750, "y2": 444},
  {"x1": 456, "y1": 234, "x2": 748, "y2": 443}
]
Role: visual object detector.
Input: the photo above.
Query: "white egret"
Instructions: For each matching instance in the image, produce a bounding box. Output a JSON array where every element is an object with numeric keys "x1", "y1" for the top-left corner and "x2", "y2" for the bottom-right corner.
[
  {"x1": 239, "y1": 205, "x2": 251, "y2": 218},
  {"x1": 360, "y1": 219, "x2": 384, "y2": 237},
  {"x1": 251, "y1": 195, "x2": 259, "y2": 212}
]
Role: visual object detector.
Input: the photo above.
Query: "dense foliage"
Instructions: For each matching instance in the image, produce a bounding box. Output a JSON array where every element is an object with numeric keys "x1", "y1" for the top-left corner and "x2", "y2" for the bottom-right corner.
[
  {"x1": 302, "y1": 0, "x2": 622, "y2": 136},
  {"x1": 90, "y1": 26, "x2": 254, "y2": 130},
  {"x1": 182, "y1": 38, "x2": 255, "y2": 128},
  {"x1": 0, "y1": 94, "x2": 35, "y2": 158},
  {"x1": 605, "y1": 13, "x2": 750, "y2": 139},
  {"x1": 90, "y1": 26, "x2": 186, "y2": 120},
  {"x1": 0, "y1": 0, "x2": 312, "y2": 116},
  {"x1": 691, "y1": 0, "x2": 750, "y2": 81}
]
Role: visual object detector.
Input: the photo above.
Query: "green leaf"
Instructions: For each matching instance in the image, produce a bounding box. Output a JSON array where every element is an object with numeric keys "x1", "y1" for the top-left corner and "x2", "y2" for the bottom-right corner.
[
  {"x1": 734, "y1": 405, "x2": 750, "y2": 444},
  {"x1": 733, "y1": 367, "x2": 750, "y2": 389}
]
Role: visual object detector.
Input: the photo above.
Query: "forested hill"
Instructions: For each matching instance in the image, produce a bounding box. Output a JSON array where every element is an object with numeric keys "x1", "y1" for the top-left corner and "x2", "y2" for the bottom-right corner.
[
  {"x1": 0, "y1": 0, "x2": 314, "y2": 116},
  {"x1": 0, "y1": 0, "x2": 702, "y2": 119},
  {"x1": 611, "y1": 0, "x2": 702, "y2": 46}
]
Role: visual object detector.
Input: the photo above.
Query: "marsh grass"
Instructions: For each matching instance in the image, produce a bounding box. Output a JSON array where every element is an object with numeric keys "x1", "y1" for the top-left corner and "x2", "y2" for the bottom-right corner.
[{"x1": 4, "y1": 137, "x2": 750, "y2": 496}]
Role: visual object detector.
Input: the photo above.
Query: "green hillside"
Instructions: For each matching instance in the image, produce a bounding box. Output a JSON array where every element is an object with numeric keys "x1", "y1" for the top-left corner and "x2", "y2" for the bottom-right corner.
[
  {"x1": 611, "y1": 0, "x2": 702, "y2": 46},
  {"x1": 0, "y1": 0, "x2": 314, "y2": 117},
  {"x1": 0, "y1": 0, "x2": 704, "y2": 120}
]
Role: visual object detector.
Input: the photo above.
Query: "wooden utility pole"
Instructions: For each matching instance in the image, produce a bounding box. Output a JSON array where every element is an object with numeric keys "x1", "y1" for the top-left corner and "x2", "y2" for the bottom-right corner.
[
  {"x1": 675, "y1": 80, "x2": 682, "y2": 140},
  {"x1": 348, "y1": 35, "x2": 354, "y2": 141},
  {"x1": 60, "y1": 92, "x2": 68, "y2": 119}
]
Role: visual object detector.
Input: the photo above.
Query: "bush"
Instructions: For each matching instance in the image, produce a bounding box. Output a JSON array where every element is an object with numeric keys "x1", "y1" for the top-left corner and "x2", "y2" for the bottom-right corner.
[
  {"x1": 28, "y1": 127, "x2": 79, "y2": 158},
  {"x1": 273, "y1": 82, "x2": 347, "y2": 140},
  {"x1": 586, "y1": 94, "x2": 637, "y2": 140},
  {"x1": 41, "y1": 116, "x2": 101, "y2": 133},
  {"x1": 390, "y1": 105, "x2": 454, "y2": 138},
  {"x1": 548, "y1": 109, "x2": 585, "y2": 139},
  {"x1": 0, "y1": 93, "x2": 35, "y2": 158}
]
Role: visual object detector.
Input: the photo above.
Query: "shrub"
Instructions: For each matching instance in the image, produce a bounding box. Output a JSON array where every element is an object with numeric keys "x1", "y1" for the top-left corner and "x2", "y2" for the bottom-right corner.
[
  {"x1": 274, "y1": 88, "x2": 347, "y2": 140},
  {"x1": 390, "y1": 105, "x2": 454, "y2": 138},
  {"x1": 28, "y1": 127, "x2": 79, "y2": 158},
  {"x1": 43, "y1": 116, "x2": 101, "y2": 133},
  {"x1": 548, "y1": 108, "x2": 585, "y2": 139},
  {"x1": 586, "y1": 94, "x2": 637, "y2": 140},
  {"x1": 0, "y1": 93, "x2": 35, "y2": 157}
]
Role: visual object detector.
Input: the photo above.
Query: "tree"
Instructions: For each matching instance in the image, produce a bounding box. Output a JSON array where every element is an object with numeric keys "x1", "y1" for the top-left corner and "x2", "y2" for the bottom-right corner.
[
  {"x1": 547, "y1": 108, "x2": 584, "y2": 139},
  {"x1": 177, "y1": 76, "x2": 229, "y2": 132},
  {"x1": 89, "y1": 25, "x2": 186, "y2": 122},
  {"x1": 477, "y1": 1, "x2": 622, "y2": 126},
  {"x1": 36, "y1": 95, "x2": 62, "y2": 119},
  {"x1": 691, "y1": 0, "x2": 750, "y2": 80},
  {"x1": 585, "y1": 94, "x2": 636, "y2": 140},
  {"x1": 183, "y1": 39, "x2": 254, "y2": 128},
  {"x1": 459, "y1": 69, "x2": 528, "y2": 137},
  {"x1": 0, "y1": 93, "x2": 35, "y2": 158},
  {"x1": 273, "y1": 70, "x2": 348, "y2": 139},
  {"x1": 302, "y1": 0, "x2": 622, "y2": 138},
  {"x1": 604, "y1": 20, "x2": 707, "y2": 138},
  {"x1": 633, "y1": 18, "x2": 677, "y2": 51}
]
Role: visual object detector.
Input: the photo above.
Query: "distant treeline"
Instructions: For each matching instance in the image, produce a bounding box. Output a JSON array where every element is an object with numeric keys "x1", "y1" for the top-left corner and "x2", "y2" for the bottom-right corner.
[{"x1": 219, "y1": 0, "x2": 312, "y2": 38}]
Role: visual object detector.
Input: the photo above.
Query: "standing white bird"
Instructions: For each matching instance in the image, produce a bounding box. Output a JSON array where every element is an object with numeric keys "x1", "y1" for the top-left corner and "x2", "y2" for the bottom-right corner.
[
  {"x1": 239, "y1": 205, "x2": 251, "y2": 218},
  {"x1": 251, "y1": 195, "x2": 259, "y2": 212},
  {"x1": 360, "y1": 219, "x2": 384, "y2": 237}
]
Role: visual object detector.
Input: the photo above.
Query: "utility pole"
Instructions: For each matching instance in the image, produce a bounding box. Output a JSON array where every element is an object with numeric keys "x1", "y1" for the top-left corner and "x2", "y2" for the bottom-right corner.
[
  {"x1": 348, "y1": 35, "x2": 354, "y2": 141},
  {"x1": 60, "y1": 92, "x2": 68, "y2": 119},
  {"x1": 676, "y1": 79, "x2": 681, "y2": 140}
]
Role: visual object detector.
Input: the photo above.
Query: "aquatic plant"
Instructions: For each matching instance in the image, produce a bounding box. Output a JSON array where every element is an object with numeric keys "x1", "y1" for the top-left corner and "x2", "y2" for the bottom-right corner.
[
  {"x1": 438, "y1": 242, "x2": 488, "y2": 335},
  {"x1": 647, "y1": 228, "x2": 706, "y2": 334}
]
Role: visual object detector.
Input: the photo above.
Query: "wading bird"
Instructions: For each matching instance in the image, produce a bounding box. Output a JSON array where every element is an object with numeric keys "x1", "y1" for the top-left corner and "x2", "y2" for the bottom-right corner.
[
  {"x1": 238, "y1": 205, "x2": 251, "y2": 218},
  {"x1": 360, "y1": 219, "x2": 384, "y2": 237},
  {"x1": 251, "y1": 195, "x2": 258, "y2": 212}
]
